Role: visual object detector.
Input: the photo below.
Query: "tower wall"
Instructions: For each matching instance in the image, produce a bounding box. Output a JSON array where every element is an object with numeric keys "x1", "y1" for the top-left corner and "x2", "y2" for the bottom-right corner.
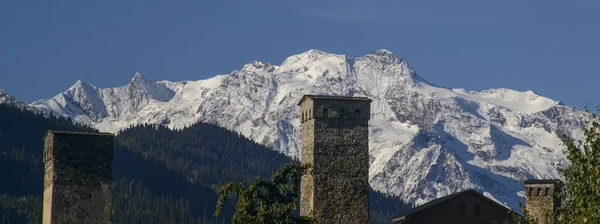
[
  {"x1": 524, "y1": 180, "x2": 562, "y2": 224},
  {"x1": 43, "y1": 131, "x2": 114, "y2": 224},
  {"x1": 299, "y1": 95, "x2": 371, "y2": 224}
]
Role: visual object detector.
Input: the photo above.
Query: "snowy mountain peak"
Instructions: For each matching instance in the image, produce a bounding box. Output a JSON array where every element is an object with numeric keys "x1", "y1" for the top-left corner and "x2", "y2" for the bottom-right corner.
[
  {"x1": 360, "y1": 49, "x2": 405, "y2": 68},
  {"x1": 0, "y1": 89, "x2": 17, "y2": 102},
  {"x1": 242, "y1": 60, "x2": 277, "y2": 73},
  {"x1": 280, "y1": 49, "x2": 344, "y2": 66},
  {"x1": 126, "y1": 73, "x2": 175, "y2": 102},
  {"x1": 24, "y1": 49, "x2": 589, "y2": 213},
  {"x1": 368, "y1": 49, "x2": 396, "y2": 57},
  {"x1": 131, "y1": 72, "x2": 152, "y2": 83},
  {"x1": 304, "y1": 48, "x2": 331, "y2": 56},
  {"x1": 277, "y1": 49, "x2": 348, "y2": 81},
  {"x1": 70, "y1": 80, "x2": 96, "y2": 91},
  {"x1": 0, "y1": 89, "x2": 27, "y2": 108}
]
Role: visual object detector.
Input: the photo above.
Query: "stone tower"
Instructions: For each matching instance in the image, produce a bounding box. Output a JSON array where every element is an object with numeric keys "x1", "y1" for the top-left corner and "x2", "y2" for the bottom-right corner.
[
  {"x1": 524, "y1": 179, "x2": 563, "y2": 224},
  {"x1": 298, "y1": 95, "x2": 372, "y2": 224},
  {"x1": 43, "y1": 131, "x2": 114, "y2": 224}
]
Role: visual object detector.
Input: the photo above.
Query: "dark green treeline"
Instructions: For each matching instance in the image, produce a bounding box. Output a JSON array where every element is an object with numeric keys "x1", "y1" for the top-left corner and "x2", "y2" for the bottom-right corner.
[{"x1": 0, "y1": 103, "x2": 409, "y2": 223}]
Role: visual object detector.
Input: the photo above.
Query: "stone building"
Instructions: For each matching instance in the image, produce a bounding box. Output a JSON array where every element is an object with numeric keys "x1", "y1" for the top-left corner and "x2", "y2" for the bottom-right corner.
[
  {"x1": 524, "y1": 179, "x2": 563, "y2": 224},
  {"x1": 43, "y1": 131, "x2": 114, "y2": 224},
  {"x1": 298, "y1": 95, "x2": 372, "y2": 224},
  {"x1": 390, "y1": 189, "x2": 516, "y2": 224}
]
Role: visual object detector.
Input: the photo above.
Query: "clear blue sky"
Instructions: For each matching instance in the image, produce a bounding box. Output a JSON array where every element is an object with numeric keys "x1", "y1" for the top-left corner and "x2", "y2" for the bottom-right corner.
[{"x1": 1, "y1": 0, "x2": 598, "y2": 109}]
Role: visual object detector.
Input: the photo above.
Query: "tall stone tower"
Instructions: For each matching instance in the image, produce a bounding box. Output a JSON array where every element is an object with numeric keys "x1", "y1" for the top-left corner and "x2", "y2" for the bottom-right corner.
[
  {"x1": 43, "y1": 131, "x2": 114, "y2": 224},
  {"x1": 298, "y1": 95, "x2": 372, "y2": 224},
  {"x1": 524, "y1": 179, "x2": 563, "y2": 224}
]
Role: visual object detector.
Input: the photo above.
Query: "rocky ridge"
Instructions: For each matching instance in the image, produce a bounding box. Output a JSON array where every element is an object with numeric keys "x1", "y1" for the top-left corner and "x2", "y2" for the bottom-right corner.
[{"x1": 12, "y1": 49, "x2": 590, "y2": 212}]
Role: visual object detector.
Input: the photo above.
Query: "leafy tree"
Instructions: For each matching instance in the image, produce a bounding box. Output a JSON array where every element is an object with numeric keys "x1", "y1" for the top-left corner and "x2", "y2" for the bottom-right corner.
[
  {"x1": 0, "y1": 102, "x2": 408, "y2": 223},
  {"x1": 558, "y1": 105, "x2": 600, "y2": 223},
  {"x1": 214, "y1": 163, "x2": 314, "y2": 224},
  {"x1": 28, "y1": 210, "x2": 41, "y2": 224},
  {"x1": 498, "y1": 106, "x2": 600, "y2": 224}
]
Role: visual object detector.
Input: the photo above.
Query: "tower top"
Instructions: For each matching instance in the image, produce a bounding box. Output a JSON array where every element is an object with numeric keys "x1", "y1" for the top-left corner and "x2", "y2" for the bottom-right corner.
[
  {"x1": 524, "y1": 179, "x2": 563, "y2": 185},
  {"x1": 298, "y1": 95, "x2": 372, "y2": 106},
  {"x1": 523, "y1": 179, "x2": 562, "y2": 224},
  {"x1": 44, "y1": 130, "x2": 114, "y2": 140}
]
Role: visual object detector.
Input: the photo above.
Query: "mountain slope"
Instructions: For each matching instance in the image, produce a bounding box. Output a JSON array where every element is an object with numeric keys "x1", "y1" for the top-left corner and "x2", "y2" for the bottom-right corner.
[
  {"x1": 27, "y1": 49, "x2": 589, "y2": 212},
  {"x1": 0, "y1": 103, "x2": 408, "y2": 223},
  {"x1": 0, "y1": 103, "x2": 228, "y2": 223},
  {"x1": 0, "y1": 89, "x2": 28, "y2": 108}
]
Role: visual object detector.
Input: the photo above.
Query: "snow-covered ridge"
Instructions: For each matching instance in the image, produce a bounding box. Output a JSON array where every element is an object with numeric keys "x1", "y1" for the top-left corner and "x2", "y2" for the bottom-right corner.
[
  {"x1": 0, "y1": 89, "x2": 29, "y2": 108},
  {"x1": 17, "y1": 49, "x2": 586, "y2": 212}
]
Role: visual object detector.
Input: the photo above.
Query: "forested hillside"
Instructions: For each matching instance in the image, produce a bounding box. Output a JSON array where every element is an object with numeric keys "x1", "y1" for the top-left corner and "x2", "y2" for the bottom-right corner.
[{"x1": 0, "y1": 103, "x2": 410, "y2": 223}]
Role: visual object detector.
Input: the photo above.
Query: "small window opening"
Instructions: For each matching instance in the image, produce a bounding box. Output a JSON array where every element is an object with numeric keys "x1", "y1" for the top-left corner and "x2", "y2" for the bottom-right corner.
[
  {"x1": 459, "y1": 203, "x2": 466, "y2": 215},
  {"x1": 355, "y1": 109, "x2": 361, "y2": 113},
  {"x1": 536, "y1": 188, "x2": 541, "y2": 196},
  {"x1": 339, "y1": 109, "x2": 345, "y2": 118},
  {"x1": 323, "y1": 108, "x2": 329, "y2": 118},
  {"x1": 474, "y1": 203, "x2": 481, "y2": 215},
  {"x1": 545, "y1": 187, "x2": 550, "y2": 196},
  {"x1": 527, "y1": 187, "x2": 533, "y2": 196}
]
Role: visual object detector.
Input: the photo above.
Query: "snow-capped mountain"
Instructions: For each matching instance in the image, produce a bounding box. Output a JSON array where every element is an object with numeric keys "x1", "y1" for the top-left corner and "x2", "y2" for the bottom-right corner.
[
  {"x1": 25, "y1": 49, "x2": 589, "y2": 212},
  {"x1": 0, "y1": 89, "x2": 28, "y2": 108}
]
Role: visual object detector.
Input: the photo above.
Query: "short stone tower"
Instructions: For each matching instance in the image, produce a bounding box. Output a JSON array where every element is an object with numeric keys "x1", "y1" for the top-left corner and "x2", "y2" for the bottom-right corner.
[
  {"x1": 524, "y1": 179, "x2": 563, "y2": 224},
  {"x1": 43, "y1": 131, "x2": 114, "y2": 224},
  {"x1": 298, "y1": 95, "x2": 372, "y2": 224}
]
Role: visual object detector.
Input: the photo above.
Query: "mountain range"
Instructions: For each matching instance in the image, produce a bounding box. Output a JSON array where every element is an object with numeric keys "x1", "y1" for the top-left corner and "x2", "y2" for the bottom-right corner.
[{"x1": 0, "y1": 49, "x2": 589, "y2": 212}]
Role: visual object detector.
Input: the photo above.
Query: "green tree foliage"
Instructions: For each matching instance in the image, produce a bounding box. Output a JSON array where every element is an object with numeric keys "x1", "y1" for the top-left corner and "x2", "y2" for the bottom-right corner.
[
  {"x1": 0, "y1": 103, "x2": 410, "y2": 223},
  {"x1": 498, "y1": 106, "x2": 600, "y2": 224},
  {"x1": 0, "y1": 103, "x2": 93, "y2": 224},
  {"x1": 213, "y1": 162, "x2": 411, "y2": 224},
  {"x1": 27, "y1": 210, "x2": 41, "y2": 224},
  {"x1": 0, "y1": 195, "x2": 41, "y2": 224},
  {"x1": 214, "y1": 163, "x2": 313, "y2": 224},
  {"x1": 558, "y1": 106, "x2": 600, "y2": 223},
  {"x1": 116, "y1": 123, "x2": 291, "y2": 187},
  {"x1": 112, "y1": 176, "x2": 226, "y2": 224},
  {"x1": 0, "y1": 103, "x2": 232, "y2": 223}
]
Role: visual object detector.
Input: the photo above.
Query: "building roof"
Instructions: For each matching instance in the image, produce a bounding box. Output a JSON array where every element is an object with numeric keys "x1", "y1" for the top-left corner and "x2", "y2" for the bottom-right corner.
[
  {"x1": 390, "y1": 189, "x2": 517, "y2": 222},
  {"x1": 297, "y1": 95, "x2": 372, "y2": 106},
  {"x1": 523, "y1": 179, "x2": 563, "y2": 185}
]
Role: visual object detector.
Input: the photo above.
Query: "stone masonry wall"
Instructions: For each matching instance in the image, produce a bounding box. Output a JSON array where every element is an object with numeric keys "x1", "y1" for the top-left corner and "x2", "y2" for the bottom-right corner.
[
  {"x1": 525, "y1": 182, "x2": 561, "y2": 224},
  {"x1": 299, "y1": 96, "x2": 371, "y2": 224},
  {"x1": 300, "y1": 98, "x2": 315, "y2": 218},
  {"x1": 43, "y1": 131, "x2": 114, "y2": 224}
]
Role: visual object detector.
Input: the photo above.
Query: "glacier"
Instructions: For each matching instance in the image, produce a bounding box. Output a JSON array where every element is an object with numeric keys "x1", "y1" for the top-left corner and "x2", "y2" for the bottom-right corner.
[{"x1": 8, "y1": 49, "x2": 590, "y2": 212}]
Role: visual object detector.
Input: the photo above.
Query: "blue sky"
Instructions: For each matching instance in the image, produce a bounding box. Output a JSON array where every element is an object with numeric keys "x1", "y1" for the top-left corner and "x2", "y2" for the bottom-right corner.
[{"x1": 1, "y1": 0, "x2": 598, "y2": 109}]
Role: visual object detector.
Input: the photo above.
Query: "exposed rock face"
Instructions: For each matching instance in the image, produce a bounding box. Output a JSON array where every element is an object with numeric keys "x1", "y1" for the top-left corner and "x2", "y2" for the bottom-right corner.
[
  {"x1": 43, "y1": 131, "x2": 114, "y2": 224},
  {"x1": 27, "y1": 49, "x2": 591, "y2": 211},
  {"x1": 299, "y1": 96, "x2": 372, "y2": 223}
]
